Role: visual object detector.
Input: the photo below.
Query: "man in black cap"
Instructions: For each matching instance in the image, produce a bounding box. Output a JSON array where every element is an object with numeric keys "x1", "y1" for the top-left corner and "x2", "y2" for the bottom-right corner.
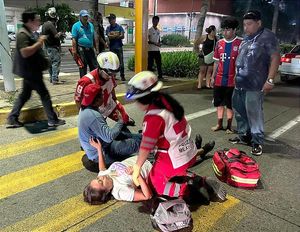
[
  {"x1": 106, "y1": 13, "x2": 126, "y2": 81},
  {"x1": 229, "y1": 10, "x2": 280, "y2": 156}
]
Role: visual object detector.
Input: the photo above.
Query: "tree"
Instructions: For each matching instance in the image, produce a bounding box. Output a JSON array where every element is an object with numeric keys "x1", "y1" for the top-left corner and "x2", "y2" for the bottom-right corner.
[
  {"x1": 271, "y1": 0, "x2": 280, "y2": 33},
  {"x1": 193, "y1": 0, "x2": 209, "y2": 53},
  {"x1": 29, "y1": 3, "x2": 77, "y2": 32}
]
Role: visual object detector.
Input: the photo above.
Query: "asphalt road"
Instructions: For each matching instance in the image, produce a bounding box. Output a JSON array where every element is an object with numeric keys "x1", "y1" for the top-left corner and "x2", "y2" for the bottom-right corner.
[{"x1": 0, "y1": 80, "x2": 299, "y2": 231}]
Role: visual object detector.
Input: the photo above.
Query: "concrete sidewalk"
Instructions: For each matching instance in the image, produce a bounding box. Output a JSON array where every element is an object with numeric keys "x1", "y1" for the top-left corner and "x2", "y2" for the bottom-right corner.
[{"x1": 0, "y1": 70, "x2": 196, "y2": 125}]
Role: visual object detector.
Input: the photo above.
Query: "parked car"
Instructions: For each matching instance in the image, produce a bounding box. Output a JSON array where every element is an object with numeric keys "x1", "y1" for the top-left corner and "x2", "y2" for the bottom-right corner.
[{"x1": 279, "y1": 44, "x2": 300, "y2": 82}]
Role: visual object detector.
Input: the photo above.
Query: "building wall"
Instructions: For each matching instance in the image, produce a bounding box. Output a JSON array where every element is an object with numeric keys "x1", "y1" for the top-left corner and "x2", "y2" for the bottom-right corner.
[{"x1": 149, "y1": 0, "x2": 232, "y2": 15}]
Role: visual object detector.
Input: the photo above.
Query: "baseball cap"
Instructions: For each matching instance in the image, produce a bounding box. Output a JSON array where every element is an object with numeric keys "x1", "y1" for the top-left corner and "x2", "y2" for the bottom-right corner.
[
  {"x1": 106, "y1": 13, "x2": 116, "y2": 19},
  {"x1": 79, "y1": 10, "x2": 90, "y2": 17},
  {"x1": 81, "y1": 84, "x2": 101, "y2": 106},
  {"x1": 243, "y1": 10, "x2": 261, "y2": 21}
]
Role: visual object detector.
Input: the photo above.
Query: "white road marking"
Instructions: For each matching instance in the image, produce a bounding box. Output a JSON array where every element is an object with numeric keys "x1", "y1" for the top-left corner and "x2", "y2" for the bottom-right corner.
[
  {"x1": 185, "y1": 107, "x2": 299, "y2": 142},
  {"x1": 186, "y1": 107, "x2": 217, "y2": 121},
  {"x1": 266, "y1": 115, "x2": 300, "y2": 140}
]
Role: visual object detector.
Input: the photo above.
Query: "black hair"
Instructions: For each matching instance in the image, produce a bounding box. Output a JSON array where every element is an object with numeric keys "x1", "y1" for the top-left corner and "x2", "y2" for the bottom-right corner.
[
  {"x1": 221, "y1": 17, "x2": 239, "y2": 30},
  {"x1": 137, "y1": 92, "x2": 184, "y2": 121},
  {"x1": 83, "y1": 184, "x2": 111, "y2": 205},
  {"x1": 205, "y1": 25, "x2": 216, "y2": 34},
  {"x1": 22, "y1": 10, "x2": 38, "y2": 23},
  {"x1": 152, "y1": 16, "x2": 159, "y2": 21},
  {"x1": 243, "y1": 10, "x2": 261, "y2": 21}
]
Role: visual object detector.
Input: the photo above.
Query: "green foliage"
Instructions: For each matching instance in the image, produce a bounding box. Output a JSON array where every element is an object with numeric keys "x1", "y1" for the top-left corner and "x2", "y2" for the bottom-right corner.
[
  {"x1": 127, "y1": 51, "x2": 201, "y2": 78},
  {"x1": 161, "y1": 34, "x2": 191, "y2": 47},
  {"x1": 28, "y1": 3, "x2": 77, "y2": 32},
  {"x1": 279, "y1": 43, "x2": 295, "y2": 54}
]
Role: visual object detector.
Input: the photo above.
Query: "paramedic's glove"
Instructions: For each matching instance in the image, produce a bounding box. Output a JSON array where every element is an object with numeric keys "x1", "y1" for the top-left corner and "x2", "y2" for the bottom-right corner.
[{"x1": 132, "y1": 164, "x2": 141, "y2": 187}]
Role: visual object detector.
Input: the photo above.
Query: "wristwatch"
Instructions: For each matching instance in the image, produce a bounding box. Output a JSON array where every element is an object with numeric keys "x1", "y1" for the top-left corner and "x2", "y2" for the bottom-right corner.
[{"x1": 267, "y1": 78, "x2": 274, "y2": 85}]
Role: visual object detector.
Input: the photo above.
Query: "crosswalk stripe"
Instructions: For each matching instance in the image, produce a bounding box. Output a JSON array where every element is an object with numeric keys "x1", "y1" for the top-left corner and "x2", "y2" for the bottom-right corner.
[
  {"x1": 0, "y1": 127, "x2": 78, "y2": 160},
  {"x1": 192, "y1": 195, "x2": 240, "y2": 231},
  {"x1": 1, "y1": 195, "x2": 125, "y2": 232},
  {"x1": 0, "y1": 151, "x2": 83, "y2": 199}
]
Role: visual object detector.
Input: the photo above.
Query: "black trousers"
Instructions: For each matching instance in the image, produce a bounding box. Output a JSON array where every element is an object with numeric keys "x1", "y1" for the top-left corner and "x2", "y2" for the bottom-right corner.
[
  {"x1": 78, "y1": 47, "x2": 98, "y2": 78},
  {"x1": 8, "y1": 77, "x2": 58, "y2": 123},
  {"x1": 110, "y1": 47, "x2": 125, "y2": 79},
  {"x1": 148, "y1": 51, "x2": 162, "y2": 79}
]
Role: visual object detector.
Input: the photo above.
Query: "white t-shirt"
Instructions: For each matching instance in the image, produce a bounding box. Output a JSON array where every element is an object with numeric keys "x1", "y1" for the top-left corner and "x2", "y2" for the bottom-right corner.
[
  {"x1": 148, "y1": 27, "x2": 160, "y2": 52},
  {"x1": 98, "y1": 156, "x2": 152, "y2": 201}
]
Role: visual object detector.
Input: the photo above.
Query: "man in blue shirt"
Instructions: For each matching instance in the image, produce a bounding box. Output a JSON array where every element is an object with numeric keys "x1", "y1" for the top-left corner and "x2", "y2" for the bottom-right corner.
[
  {"x1": 229, "y1": 10, "x2": 280, "y2": 156},
  {"x1": 72, "y1": 10, "x2": 98, "y2": 77},
  {"x1": 106, "y1": 14, "x2": 126, "y2": 81},
  {"x1": 78, "y1": 83, "x2": 141, "y2": 172}
]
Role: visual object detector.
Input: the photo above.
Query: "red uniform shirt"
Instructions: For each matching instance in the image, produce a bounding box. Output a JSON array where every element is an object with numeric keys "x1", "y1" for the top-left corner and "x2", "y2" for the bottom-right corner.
[{"x1": 74, "y1": 69, "x2": 117, "y2": 117}]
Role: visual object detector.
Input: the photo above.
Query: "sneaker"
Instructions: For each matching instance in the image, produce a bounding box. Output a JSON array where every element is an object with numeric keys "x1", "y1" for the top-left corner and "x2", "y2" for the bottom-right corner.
[
  {"x1": 126, "y1": 117, "x2": 135, "y2": 126},
  {"x1": 229, "y1": 136, "x2": 251, "y2": 145},
  {"x1": 251, "y1": 144, "x2": 262, "y2": 156},
  {"x1": 48, "y1": 119, "x2": 66, "y2": 127},
  {"x1": 226, "y1": 128, "x2": 235, "y2": 134},
  {"x1": 195, "y1": 134, "x2": 202, "y2": 149},
  {"x1": 6, "y1": 119, "x2": 24, "y2": 128},
  {"x1": 211, "y1": 125, "x2": 224, "y2": 131},
  {"x1": 121, "y1": 76, "x2": 126, "y2": 81}
]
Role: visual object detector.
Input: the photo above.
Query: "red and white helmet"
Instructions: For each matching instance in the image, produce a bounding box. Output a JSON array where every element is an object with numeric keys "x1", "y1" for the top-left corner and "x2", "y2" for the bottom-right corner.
[
  {"x1": 126, "y1": 71, "x2": 163, "y2": 100},
  {"x1": 97, "y1": 52, "x2": 120, "y2": 72}
]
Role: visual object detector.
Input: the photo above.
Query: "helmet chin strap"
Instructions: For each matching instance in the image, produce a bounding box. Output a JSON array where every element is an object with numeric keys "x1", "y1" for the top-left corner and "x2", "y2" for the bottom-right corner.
[{"x1": 100, "y1": 70, "x2": 111, "y2": 80}]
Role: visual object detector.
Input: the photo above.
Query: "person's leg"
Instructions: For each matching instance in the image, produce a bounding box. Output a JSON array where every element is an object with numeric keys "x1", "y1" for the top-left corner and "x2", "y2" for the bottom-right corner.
[
  {"x1": 245, "y1": 91, "x2": 264, "y2": 154},
  {"x1": 118, "y1": 48, "x2": 125, "y2": 80},
  {"x1": 78, "y1": 48, "x2": 88, "y2": 77},
  {"x1": 197, "y1": 65, "x2": 207, "y2": 89},
  {"x1": 51, "y1": 48, "x2": 61, "y2": 83},
  {"x1": 212, "y1": 86, "x2": 224, "y2": 131},
  {"x1": 205, "y1": 65, "x2": 213, "y2": 88},
  {"x1": 230, "y1": 89, "x2": 251, "y2": 143},
  {"x1": 155, "y1": 51, "x2": 163, "y2": 79},
  {"x1": 147, "y1": 51, "x2": 155, "y2": 71},
  {"x1": 46, "y1": 48, "x2": 53, "y2": 82},
  {"x1": 148, "y1": 154, "x2": 196, "y2": 198},
  {"x1": 86, "y1": 49, "x2": 97, "y2": 72},
  {"x1": 108, "y1": 135, "x2": 142, "y2": 160},
  {"x1": 33, "y1": 77, "x2": 59, "y2": 123},
  {"x1": 225, "y1": 87, "x2": 234, "y2": 134},
  {"x1": 7, "y1": 79, "x2": 32, "y2": 125}
]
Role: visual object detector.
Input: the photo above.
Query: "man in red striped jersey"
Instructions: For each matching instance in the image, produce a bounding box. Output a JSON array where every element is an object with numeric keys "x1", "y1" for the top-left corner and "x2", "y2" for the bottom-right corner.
[{"x1": 210, "y1": 17, "x2": 242, "y2": 134}]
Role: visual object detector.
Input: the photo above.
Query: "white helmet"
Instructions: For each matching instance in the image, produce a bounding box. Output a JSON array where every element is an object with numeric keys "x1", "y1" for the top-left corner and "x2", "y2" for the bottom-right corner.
[
  {"x1": 97, "y1": 52, "x2": 120, "y2": 72},
  {"x1": 46, "y1": 7, "x2": 57, "y2": 19},
  {"x1": 126, "y1": 71, "x2": 163, "y2": 100}
]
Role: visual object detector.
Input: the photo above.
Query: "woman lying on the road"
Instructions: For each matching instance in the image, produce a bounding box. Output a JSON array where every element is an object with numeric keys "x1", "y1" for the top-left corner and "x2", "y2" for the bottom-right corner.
[{"x1": 83, "y1": 133, "x2": 221, "y2": 204}]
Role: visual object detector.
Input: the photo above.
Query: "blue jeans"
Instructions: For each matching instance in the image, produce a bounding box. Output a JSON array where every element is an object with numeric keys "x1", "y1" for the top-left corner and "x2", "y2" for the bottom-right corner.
[
  {"x1": 104, "y1": 132, "x2": 142, "y2": 165},
  {"x1": 232, "y1": 88, "x2": 264, "y2": 145},
  {"x1": 46, "y1": 47, "x2": 61, "y2": 82}
]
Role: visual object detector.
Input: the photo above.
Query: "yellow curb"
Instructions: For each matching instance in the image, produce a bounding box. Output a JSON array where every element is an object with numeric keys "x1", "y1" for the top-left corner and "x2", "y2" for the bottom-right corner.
[{"x1": 0, "y1": 81, "x2": 196, "y2": 125}]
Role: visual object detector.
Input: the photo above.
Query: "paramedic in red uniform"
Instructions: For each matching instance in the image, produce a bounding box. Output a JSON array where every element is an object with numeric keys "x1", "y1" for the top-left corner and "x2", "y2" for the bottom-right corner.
[
  {"x1": 126, "y1": 71, "x2": 227, "y2": 202},
  {"x1": 210, "y1": 17, "x2": 242, "y2": 133},
  {"x1": 74, "y1": 52, "x2": 134, "y2": 126}
]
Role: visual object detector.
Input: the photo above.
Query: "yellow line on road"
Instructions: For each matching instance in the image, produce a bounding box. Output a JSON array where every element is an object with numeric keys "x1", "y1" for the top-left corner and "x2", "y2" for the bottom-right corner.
[
  {"x1": 1, "y1": 195, "x2": 125, "y2": 232},
  {"x1": 191, "y1": 195, "x2": 240, "y2": 231},
  {"x1": 0, "y1": 151, "x2": 83, "y2": 199},
  {"x1": 0, "y1": 127, "x2": 78, "y2": 160}
]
